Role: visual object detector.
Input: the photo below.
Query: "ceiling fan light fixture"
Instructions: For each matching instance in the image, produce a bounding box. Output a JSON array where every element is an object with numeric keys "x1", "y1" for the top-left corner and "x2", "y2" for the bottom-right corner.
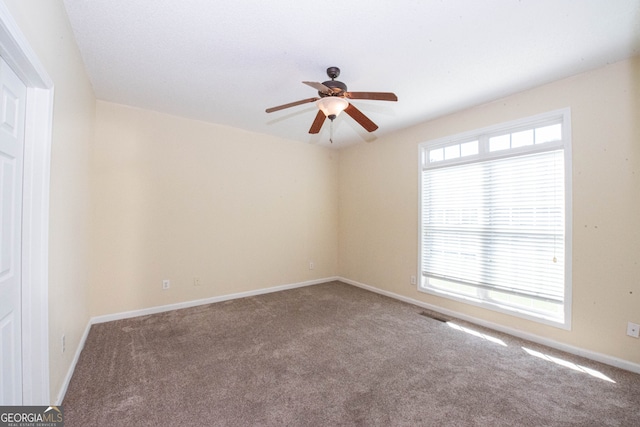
[{"x1": 316, "y1": 97, "x2": 349, "y2": 120}]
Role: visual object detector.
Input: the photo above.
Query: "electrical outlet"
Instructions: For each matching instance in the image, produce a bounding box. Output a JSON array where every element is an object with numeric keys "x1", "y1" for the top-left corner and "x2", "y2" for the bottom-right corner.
[
  {"x1": 194, "y1": 277, "x2": 202, "y2": 286},
  {"x1": 410, "y1": 275, "x2": 417, "y2": 285},
  {"x1": 61, "y1": 335, "x2": 65, "y2": 353},
  {"x1": 162, "y1": 279, "x2": 170, "y2": 290},
  {"x1": 627, "y1": 322, "x2": 640, "y2": 338},
  {"x1": 309, "y1": 261, "x2": 315, "y2": 270}
]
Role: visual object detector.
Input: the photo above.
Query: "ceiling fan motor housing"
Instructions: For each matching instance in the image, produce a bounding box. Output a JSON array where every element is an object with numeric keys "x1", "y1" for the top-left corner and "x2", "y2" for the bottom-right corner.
[
  {"x1": 319, "y1": 80, "x2": 347, "y2": 97},
  {"x1": 318, "y1": 66, "x2": 347, "y2": 97}
]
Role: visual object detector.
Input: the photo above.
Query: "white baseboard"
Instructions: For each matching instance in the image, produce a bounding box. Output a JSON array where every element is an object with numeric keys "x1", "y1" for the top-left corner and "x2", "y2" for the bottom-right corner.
[
  {"x1": 56, "y1": 276, "x2": 338, "y2": 403},
  {"x1": 91, "y1": 277, "x2": 338, "y2": 324},
  {"x1": 339, "y1": 276, "x2": 640, "y2": 375},
  {"x1": 56, "y1": 320, "x2": 92, "y2": 405}
]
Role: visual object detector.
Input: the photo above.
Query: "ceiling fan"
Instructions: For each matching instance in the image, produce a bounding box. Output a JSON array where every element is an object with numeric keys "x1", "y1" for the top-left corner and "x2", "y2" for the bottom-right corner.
[{"x1": 265, "y1": 66, "x2": 398, "y2": 135}]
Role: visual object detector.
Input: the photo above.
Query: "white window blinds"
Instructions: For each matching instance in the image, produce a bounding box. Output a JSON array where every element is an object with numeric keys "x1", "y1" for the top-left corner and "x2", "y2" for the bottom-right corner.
[
  {"x1": 419, "y1": 110, "x2": 571, "y2": 326},
  {"x1": 422, "y1": 150, "x2": 565, "y2": 301}
]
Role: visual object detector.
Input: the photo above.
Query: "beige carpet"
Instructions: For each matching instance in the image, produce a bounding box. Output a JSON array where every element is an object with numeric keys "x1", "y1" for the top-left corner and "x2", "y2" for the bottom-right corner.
[{"x1": 63, "y1": 281, "x2": 640, "y2": 426}]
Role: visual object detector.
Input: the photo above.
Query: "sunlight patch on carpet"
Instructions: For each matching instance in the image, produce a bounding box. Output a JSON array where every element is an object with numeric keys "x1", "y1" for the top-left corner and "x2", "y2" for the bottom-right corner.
[
  {"x1": 446, "y1": 322, "x2": 507, "y2": 347},
  {"x1": 522, "y1": 347, "x2": 616, "y2": 383}
]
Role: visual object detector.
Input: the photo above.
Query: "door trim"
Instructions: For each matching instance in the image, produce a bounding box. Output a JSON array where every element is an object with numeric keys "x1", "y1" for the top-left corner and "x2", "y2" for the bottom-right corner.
[{"x1": 0, "y1": 2, "x2": 54, "y2": 405}]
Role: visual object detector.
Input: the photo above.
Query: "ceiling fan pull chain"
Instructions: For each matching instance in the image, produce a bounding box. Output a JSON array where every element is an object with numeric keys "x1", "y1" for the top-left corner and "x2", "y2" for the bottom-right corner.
[{"x1": 330, "y1": 119, "x2": 334, "y2": 144}]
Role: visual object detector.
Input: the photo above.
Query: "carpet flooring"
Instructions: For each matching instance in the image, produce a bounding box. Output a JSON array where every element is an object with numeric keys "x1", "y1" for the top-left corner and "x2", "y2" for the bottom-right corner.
[{"x1": 63, "y1": 281, "x2": 640, "y2": 426}]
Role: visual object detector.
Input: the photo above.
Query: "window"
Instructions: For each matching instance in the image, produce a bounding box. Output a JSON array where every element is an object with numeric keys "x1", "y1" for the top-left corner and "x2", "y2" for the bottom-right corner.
[{"x1": 419, "y1": 109, "x2": 571, "y2": 328}]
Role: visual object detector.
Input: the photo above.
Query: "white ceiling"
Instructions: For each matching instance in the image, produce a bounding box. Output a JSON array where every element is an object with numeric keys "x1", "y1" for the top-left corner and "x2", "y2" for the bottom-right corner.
[{"x1": 63, "y1": 0, "x2": 640, "y2": 148}]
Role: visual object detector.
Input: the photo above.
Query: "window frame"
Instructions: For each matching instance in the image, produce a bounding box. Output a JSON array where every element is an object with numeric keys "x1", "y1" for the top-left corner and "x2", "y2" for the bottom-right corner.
[{"x1": 418, "y1": 108, "x2": 572, "y2": 329}]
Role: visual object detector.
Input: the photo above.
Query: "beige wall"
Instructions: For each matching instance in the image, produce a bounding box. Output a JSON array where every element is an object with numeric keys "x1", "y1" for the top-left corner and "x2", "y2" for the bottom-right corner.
[
  {"x1": 339, "y1": 56, "x2": 640, "y2": 364},
  {"x1": 91, "y1": 101, "x2": 338, "y2": 316},
  {"x1": 3, "y1": 0, "x2": 96, "y2": 400}
]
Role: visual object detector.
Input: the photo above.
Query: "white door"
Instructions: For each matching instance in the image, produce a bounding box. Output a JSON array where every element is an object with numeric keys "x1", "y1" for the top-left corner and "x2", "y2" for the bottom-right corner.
[{"x1": 0, "y1": 56, "x2": 27, "y2": 405}]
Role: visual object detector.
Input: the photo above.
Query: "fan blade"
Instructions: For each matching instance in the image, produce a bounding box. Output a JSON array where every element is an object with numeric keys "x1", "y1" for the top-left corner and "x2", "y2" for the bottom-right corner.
[
  {"x1": 266, "y1": 97, "x2": 319, "y2": 113},
  {"x1": 309, "y1": 110, "x2": 326, "y2": 134},
  {"x1": 303, "y1": 81, "x2": 332, "y2": 95},
  {"x1": 345, "y1": 92, "x2": 398, "y2": 101},
  {"x1": 344, "y1": 103, "x2": 378, "y2": 132}
]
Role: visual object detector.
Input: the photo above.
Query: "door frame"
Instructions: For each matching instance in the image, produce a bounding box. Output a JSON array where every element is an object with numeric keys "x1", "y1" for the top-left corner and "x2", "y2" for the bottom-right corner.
[{"x1": 0, "y1": 2, "x2": 54, "y2": 404}]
